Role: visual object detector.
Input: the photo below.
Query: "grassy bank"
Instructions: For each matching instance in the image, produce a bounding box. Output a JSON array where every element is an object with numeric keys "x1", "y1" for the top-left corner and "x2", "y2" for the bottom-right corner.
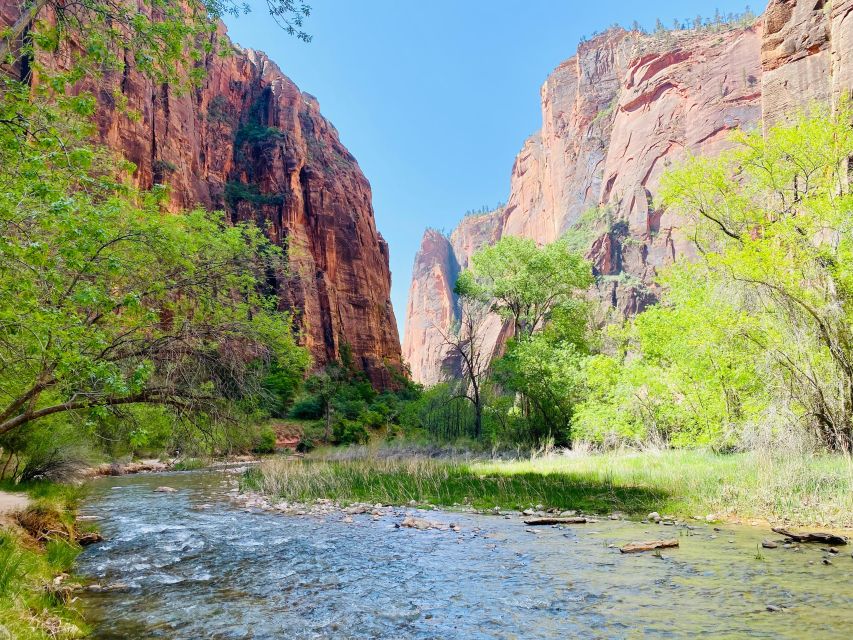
[
  {"x1": 245, "y1": 449, "x2": 853, "y2": 528},
  {"x1": 0, "y1": 483, "x2": 88, "y2": 639}
]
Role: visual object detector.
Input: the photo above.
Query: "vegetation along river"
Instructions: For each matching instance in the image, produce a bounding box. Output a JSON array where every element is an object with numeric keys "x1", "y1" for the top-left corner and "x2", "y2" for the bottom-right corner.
[{"x1": 75, "y1": 469, "x2": 853, "y2": 639}]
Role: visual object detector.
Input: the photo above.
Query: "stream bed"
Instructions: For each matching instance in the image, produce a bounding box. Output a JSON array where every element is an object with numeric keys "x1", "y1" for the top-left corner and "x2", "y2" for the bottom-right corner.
[{"x1": 75, "y1": 469, "x2": 853, "y2": 639}]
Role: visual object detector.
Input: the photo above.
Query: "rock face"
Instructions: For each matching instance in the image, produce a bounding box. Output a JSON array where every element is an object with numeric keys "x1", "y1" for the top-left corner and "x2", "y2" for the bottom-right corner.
[
  {"x1": 402, "y1": 210, "x2": 507, "y2": 385},
  {"x1": 761, "y1": 0, "x2": 853, "y2": 128},
  {"x1": 0, "y1": 5, "x2": 401, "y2": 385},
  {"x1": 404, "y1": 0, "x2": 853, "y2": 385}
]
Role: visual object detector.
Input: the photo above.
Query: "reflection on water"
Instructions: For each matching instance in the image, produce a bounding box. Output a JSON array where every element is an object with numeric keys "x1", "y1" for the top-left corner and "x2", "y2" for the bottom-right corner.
[{"x1": 76, "y1": 470, "x2": 853, "y2": 639}]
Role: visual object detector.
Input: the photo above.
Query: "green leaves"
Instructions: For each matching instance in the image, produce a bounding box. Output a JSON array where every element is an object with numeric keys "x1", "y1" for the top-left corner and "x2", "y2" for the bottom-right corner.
[
  {"x1": 596, "y1": 105, "x2": 853, "y2": 451},
  {"x1": 0, "y1": 85, "x2": 308, "y2": 444},
  {"x1": 460, "y1": 236, "x2": 593, "y2": 337}
]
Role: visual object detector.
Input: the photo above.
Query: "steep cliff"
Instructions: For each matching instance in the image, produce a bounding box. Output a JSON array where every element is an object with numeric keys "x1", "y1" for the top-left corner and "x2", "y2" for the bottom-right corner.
[
  {"x1": 404, "y1": 0, "x2": 852, "y2": 385},
  {"x1": 0, "y1": 4, "x2": 402, "y2": 385},
  {"x1": 402, "y1": 209, "x2": 506, "y2": 385}
]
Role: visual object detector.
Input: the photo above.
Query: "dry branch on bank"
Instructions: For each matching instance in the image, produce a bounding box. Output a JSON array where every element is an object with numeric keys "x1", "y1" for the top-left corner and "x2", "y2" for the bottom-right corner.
[{"x1": 770, "y1": 527, "x2": 848, "y2": 546}]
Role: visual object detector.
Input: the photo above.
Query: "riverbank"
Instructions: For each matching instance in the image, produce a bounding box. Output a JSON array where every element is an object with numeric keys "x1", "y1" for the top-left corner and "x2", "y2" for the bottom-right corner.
[
  {"x1": 0, "y1": 483, "x2": 89, "y2": 639},
  {"x1": 244, "y1": 448, "x2": 853, "y2": 529}
]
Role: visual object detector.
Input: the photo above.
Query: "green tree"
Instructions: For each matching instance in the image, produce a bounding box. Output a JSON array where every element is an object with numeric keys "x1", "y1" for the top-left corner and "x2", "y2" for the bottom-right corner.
[
  {"x1": 303, "y1": 363, "x2": 348, "y2": 442},
  {"x1": 494, "y1": 308, "x2": 589, "y2": 445},
  {"x1": 0, "y1": 87, "x2": 307, "y2": 440},
  {"x1": 456, "y1": 236, "x2": 593, "y2": 445},
  {"x1": 437, "y1": 289, "x2": 491, "y2": 439},
  {"x1": 578, "y1": 106, "x2": 853, "y2": 451},
  {"x1": 456, "y1": 236, "x2": 593, "y2": 339}
]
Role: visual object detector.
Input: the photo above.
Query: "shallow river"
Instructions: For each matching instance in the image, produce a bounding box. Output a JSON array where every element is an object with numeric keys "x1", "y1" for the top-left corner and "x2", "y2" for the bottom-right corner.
[{"x1": 75, "y1": 469, "x2": 853, "y2": 639}]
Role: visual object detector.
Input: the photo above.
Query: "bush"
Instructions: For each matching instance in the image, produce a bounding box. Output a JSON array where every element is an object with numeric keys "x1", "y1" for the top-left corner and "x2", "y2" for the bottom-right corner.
[
  {"x1": 253, "y1": 427, "x2": 277, "y2": 454},
  {"x1": 290, "y1": 395, "x2": 325, "y2": 420},
  {"x1": 333, "y1": 420, "x2": 369, "y2": 446}
]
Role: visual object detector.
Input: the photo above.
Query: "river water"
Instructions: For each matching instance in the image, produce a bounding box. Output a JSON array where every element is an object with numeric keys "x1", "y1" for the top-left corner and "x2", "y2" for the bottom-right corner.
[{"x1": 75, "y1": 469, "x2": 853, "y2": 639}]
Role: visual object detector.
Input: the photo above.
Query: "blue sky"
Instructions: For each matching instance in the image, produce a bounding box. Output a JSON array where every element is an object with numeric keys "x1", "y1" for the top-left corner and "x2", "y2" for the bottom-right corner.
[{"x1": 224, "y1": 1, "x2": 758, "y2": 336}]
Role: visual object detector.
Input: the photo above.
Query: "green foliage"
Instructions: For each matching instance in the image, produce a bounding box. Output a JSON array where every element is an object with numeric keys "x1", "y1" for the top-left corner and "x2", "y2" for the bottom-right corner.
[
  {"x1": 0, "y1": 533, "x2": 29, "y2": 598},
  {"x1": 225, "y1": 181, "x2": 285, "y2": 207},
  {"x1": 262, "y1": 353, "x2": 311, "y2": 418},
  {"x1": 289, "y1": 349, "x2": 422, "y2": 445},
  {"x1": 206, "y1": 95, "x2": 233, "y2": 124},
  {"x1": 252, "y1": 427, "x2": 277, "y2": 454},
  {"x1": 0, "y1": 420, "x2": 93, "y2": 484},
  {"x1": 0, "y1": 87, "x2": 307, "y2": 443},
  {"x1": 0, "y1": 6, "x2": 310, "y2": 460},
  {"x1": 452, "y1": 236, "x2": 593, "y2": 446},
  {"x1": 0, "y1": 498, "x2": 86, "y2": 638},
  {"x1": 494, "y1": 329, "x2": 587, "y2": 446},
  {"x1": 458, "y1": 235, "x2": 593, "y2": 336},
  {"x1": 290, "y1": 394, "x2": 325, "y2": 420},
  {"x1": 235, "y1": 122, "x2": 286, "y2": 147},
  {"x1": 332, "y1": 419, "x2": 369, "y2": 445},
  {"x1": 576, "y1": 106, "x2": 853, "y2": 451},
  {"x1": 562, "y1": 206, "x2": 603, "y2": 254}
]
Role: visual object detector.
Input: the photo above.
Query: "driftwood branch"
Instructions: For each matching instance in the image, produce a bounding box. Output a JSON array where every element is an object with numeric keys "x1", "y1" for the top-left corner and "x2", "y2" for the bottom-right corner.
[{"x1": 771, "y1": 527, "x2": 848, "y2": 546}]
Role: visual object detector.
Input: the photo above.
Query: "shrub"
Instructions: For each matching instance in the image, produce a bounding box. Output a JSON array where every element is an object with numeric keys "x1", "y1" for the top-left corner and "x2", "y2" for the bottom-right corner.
[
  {"x1": 332, "y1": 420, "x2": 369, "y2": 446},
  {"x1": 253, "y1": 427, "x2": 277, "y2": 454},
  {"x1": 290, "y1": 395, "x2": 324, "y2": 420},
  {"x1": 224, "y1": 181, "x2": 284, "y2": 208},
  {"x1": 235, "y1": 122, "x2": 285, "y2": 147}
]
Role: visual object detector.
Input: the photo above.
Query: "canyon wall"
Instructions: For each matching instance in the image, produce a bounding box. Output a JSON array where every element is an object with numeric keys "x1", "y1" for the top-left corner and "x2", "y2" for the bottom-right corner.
[
  {"x1": 0, "y1": 3, "x2": 402, "y2": 385},
  {"x1": 404, "y1": 0, "x2": 853, "y2": 385}
]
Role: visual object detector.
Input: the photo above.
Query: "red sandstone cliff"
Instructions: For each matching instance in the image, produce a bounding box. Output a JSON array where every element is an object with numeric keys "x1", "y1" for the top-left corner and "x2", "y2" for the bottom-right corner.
[
  {"x1": 404, "y1": 0, "x2": 853, "y2": 385},
  {"x1": 1, "y1": 4, "x2": 401, "y2": 385}
]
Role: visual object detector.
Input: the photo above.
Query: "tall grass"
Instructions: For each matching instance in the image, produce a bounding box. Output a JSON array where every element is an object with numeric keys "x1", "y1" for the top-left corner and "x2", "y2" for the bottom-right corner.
[
  {"x1": 0, "y1": 533, "x2": 29, "y2": 598},
  {"x1": 0, "y1": 482, "x2": 88, "y2": 638},
  {"x1": 248, "y1": 449, "x2": 853, "y2": 527}
]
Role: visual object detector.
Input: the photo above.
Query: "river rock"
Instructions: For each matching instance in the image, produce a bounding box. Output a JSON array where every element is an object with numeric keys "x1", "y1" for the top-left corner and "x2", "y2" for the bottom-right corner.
[
  {"x1": 761, "y1": 540, "x2": 778, "y2": 549},
  {"x1": 154, "y1": 486, "x2": 178, "y2": 493},
  {"x1": 77, "y1": 531, "x2": 104, "y2": 546},
  {"x1": 620, "y1": 539, "x2": 679, "y2": 554},
  {"x1": 399, "y1": 516, "x2": 443, "y2": 531},
  {"x1": 344, "y1": 504, "x2": 371, "y2": 515},
  {"x1": 647, "y1": 512, "x2": 662, "y2": 523},
  {"x1": 524, "y1": 517, "x2": 587, "y2": 526}
]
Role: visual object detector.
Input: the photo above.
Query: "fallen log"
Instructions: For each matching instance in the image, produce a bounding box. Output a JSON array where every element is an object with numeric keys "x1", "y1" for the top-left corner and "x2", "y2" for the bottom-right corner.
[
  {"x1": 771, "y1": 527, "x2": 848, "y2": 546},
  {"x1": 523, "y1": 517, "x2": 588, "y2": 526},
  {"x1": 620, "y1": 539, "x2": 679, "y2": 554}
]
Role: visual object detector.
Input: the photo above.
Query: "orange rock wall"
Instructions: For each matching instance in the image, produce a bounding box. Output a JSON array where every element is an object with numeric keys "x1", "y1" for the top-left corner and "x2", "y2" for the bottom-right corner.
[{"x1": 1, "y1": 4, "x2": 402, "y2": 385}]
